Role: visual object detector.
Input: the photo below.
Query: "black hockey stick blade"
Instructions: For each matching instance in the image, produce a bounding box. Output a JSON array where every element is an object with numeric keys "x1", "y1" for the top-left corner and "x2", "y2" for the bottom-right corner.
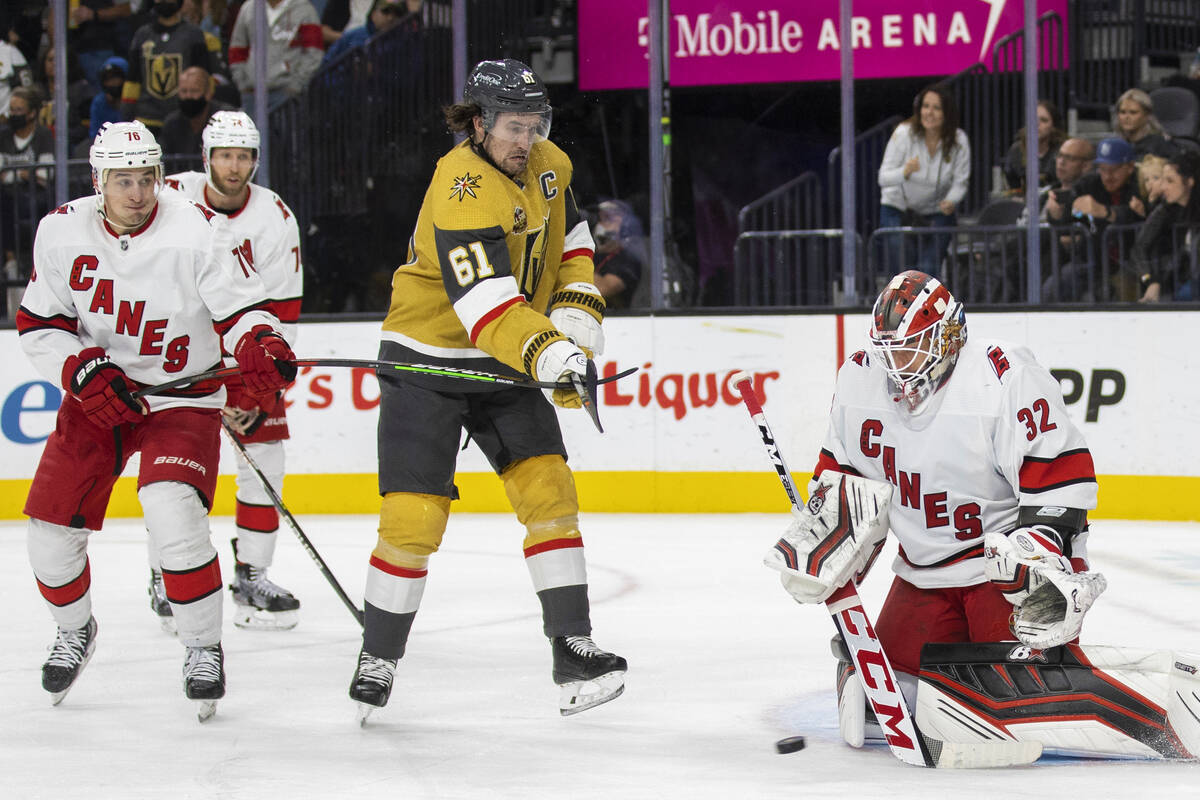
[
  {"x1": 569, "y1": 358, "x2": 603, "y2": 433},
  {"x1": 136, "y1": 359, "x2": 639, "y2": 399}
]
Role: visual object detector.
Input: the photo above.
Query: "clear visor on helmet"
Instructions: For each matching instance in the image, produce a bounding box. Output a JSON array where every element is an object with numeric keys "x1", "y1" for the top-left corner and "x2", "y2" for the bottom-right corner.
[{"x1": 484, "y1": 109, "x2": 552, "y2": 145}]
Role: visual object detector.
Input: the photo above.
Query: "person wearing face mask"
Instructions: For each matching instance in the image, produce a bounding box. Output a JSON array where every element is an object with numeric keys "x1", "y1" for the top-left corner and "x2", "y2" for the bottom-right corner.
[
  {"x1": 158, "y1": 66, "x2": 233, "y2": 155},
  {"x1": 122, "y1": 0, "x2": 216, "y2": 131},
  {"x1": 89, "y1": 57, "x2": 129, "y2": 139}
]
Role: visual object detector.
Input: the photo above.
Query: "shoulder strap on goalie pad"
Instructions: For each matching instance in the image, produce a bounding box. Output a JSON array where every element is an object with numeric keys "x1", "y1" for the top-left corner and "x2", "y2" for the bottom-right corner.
[{"x1": 916, "y1": 642, "x2": 1200, "y2": 760}]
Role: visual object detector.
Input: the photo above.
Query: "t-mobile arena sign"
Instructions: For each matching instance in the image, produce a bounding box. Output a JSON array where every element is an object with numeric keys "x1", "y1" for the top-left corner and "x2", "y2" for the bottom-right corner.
[{"x1": 577, "y1": 1, "x2": 1068, "y2": 90}]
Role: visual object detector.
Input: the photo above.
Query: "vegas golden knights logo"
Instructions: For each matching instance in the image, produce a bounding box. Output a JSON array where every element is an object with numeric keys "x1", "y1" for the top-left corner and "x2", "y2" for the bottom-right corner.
[
  {"x1": 517, "y1": 217, "x2": 548, "y2": 299},
  {"x1": 144, "y1": 45, "x2": 182, "y2": 100}
]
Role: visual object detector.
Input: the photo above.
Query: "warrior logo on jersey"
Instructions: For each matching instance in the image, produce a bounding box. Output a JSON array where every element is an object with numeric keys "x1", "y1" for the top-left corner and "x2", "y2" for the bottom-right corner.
[
  {"x1": 143, "y1": 45, "x2": 182, "y2": 100},
  {"x1": 448, "y1": 172, "x2": 481, "y2": 202},
  {"x1": 806, "y1": 482, "x2": 831, "y2": 515},
  {"x1": 513, "y1": 206, "x2": 527, "y2": 234}
]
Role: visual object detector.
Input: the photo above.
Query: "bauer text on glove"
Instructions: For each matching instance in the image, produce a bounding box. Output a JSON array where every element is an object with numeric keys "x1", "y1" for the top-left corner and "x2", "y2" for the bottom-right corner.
[{"x1": 62, "y1": 347, "x2": 148, "y2": 428}]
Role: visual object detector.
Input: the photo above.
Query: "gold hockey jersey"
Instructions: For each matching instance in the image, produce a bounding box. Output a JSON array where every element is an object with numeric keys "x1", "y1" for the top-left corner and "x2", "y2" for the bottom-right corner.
[{"x1": 380, "y1": 138, "x2": 599, "y2": 387}]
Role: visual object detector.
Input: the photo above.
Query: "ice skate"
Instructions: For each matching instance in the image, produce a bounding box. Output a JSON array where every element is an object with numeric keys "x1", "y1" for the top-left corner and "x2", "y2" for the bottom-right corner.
[
  {"x1": 349, "y1": 649, "x2": 397, "y2": 726},
  {"x1": 183, "y1": 644, "x2": 225, "y2": 722},
  {"x1": 42, "y1": 616, "x2": 98, "y2": 706},
  {"x1": 148, "y1": 569, "x2": 177, "y2": 634},
  {"x1": 229, "y1": 562, "x2": 300, "y2": 630},
  {"x1": 551, "y1": 635, "x2": 627, "y2": 716}
]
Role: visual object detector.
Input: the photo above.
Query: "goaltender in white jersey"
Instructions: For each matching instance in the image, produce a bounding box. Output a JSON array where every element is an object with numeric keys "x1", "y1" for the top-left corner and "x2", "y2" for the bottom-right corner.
[{"x1": 153, "y1": 109, "x2": 306, "y2": 632}]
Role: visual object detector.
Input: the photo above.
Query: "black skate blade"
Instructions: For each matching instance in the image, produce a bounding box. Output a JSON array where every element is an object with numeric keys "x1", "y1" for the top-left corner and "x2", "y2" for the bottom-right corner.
[{"x1": 197, "y1": 700, "x2": 218, "y2": 723}]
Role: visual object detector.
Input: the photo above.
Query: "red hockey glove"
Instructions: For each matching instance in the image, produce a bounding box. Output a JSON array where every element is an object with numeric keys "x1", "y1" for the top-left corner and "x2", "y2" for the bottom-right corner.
[
  {"x1": 221, "y1": 375, "x2": 273, "y2": 436},
  {"x1": 234, "y1": 325, "x2": 297, "y2": 397},
  {"x1": 61, "y1": 347, "x2": 148, "y2": 428}
]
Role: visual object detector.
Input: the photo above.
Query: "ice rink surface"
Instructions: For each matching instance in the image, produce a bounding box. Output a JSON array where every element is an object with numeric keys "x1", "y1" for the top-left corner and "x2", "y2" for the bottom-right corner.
[{"x1": 1, "y1": 513, "x2": 1198, "y2": 799}]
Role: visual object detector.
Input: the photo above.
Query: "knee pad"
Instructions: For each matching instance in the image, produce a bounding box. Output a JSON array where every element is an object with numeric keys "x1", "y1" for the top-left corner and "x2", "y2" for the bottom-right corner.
[
  {"x1": 501, "y1": 455, "x2": 580, "y2": 542},
  {"x1": 377, "y1": 492, "x2": 451, "y2": 565},
  {"x1": 140, "y1": 481, "x2": 215, "y2": 571},
  {"x1": 27, "y1": 518, "x2": 90, "y2": 586},
  {"x1": 236, "y1": 440, "x2": 285, "y2": 503}
]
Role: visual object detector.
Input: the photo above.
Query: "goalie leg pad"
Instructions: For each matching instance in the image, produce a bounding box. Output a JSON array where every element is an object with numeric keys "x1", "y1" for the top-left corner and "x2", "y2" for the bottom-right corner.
[
  {"x1": 917, "y1": 642, "x2": 1200, "y2": 759},
  {"x1": 763, "y1": 471, "x2": 893, "y2": 604}
]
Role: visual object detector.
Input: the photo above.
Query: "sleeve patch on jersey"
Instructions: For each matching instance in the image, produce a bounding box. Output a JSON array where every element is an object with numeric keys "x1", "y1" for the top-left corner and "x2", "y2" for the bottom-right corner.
[
  {"x1": 849, "y1": 350, "x2": 868, "y2": 367},
  {"x1": 448, "y1": 172, "x2": 482, "y2": 202},
  {"x1": 16, "y1": 308, "x2": 78, "y2": 336},
  {"x1": 987, "y1": 345, "x2": 1011, "y2": 379},
  {"x1": 1019, "y1": 449, "x2": 1097, "y2": 493}
]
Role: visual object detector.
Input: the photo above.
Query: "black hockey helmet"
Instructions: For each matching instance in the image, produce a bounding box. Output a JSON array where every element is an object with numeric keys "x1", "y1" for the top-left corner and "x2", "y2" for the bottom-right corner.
[{"x1": 463, "y1": 59, "x2": 551, "y2": 115}]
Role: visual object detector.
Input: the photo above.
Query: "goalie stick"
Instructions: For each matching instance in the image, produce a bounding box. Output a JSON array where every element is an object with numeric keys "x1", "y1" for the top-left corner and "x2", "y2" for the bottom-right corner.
[
  {"x1": 221, "y1": 418, "x2": 365, "y2": 627},
  {"x1": 135, "y1": 358, "x2": 639, "y2": 399},
  {"x1": 731, "y1": 371, "x2": 1041, "y2": 769}
]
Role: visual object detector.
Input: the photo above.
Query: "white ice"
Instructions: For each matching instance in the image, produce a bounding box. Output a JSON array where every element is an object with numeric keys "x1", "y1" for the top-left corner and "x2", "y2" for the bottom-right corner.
[{"x1": 1, "y1": 514, "x2": 1198, "y2": 799}]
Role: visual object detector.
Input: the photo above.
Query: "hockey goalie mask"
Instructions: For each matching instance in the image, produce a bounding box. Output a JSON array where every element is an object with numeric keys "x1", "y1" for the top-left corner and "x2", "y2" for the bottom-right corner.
[
  {"x1": 89, "y1": 121, "x2": 164, "y2": 212},
  {"x1": 202, "y1": 110, "x2": 260, "y2": 194},
  {"x1": 869, "y1": 270, "x2": 967, "y2": 415}
]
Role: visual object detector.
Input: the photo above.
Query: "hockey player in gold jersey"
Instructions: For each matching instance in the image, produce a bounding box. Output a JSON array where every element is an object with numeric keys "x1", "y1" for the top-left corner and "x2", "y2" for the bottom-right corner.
[{"x1": 348, "y1": 59, "x2": 626, "y2": 722}]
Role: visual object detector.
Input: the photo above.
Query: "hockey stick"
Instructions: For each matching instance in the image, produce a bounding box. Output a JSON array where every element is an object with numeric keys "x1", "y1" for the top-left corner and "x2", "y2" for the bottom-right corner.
[
  {"x1": 221, "y1": 418, "x2": 366, "y2": 628},
  {"x1": 730, "y1": 371, "x2": 1041, "y2": 769},
  {"x1": 136, "y1": 358, "x2": 639, "y2": 399}
]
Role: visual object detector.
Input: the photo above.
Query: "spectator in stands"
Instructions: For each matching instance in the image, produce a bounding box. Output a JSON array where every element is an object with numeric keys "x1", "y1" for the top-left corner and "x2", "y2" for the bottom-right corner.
[
  {"x1": 68, "y1": 1, "x2": 132, "y2": 91},
  {"x1": 89, "y1": 56, "x2": 128, "y2": 139},
  {"x1": 181, "y1": 0, "x2": 227, "y2": 38},
  {"x1": 322, "y1": 0, "x2": 409, "y2": 65},
  {"x1": 229, "y1": 0, "x2": 323, "y2": 110},
  {"x1": 33, "y1": 47, "x2": 94, "y2": 152},
  {"x1": 1133, "y1": 151, "x2": 1200, "y2": 301},
  {"x1": 1002, "y1": 99, "x2": 1066, "y2": 195},
  {"x1": 877, "y1": 83, "x2": 971, "y2": 278},
  {"x1": 159, "y1": 65, "x2": 233, "y2": 155},
  {"x1": 1112, "y1": 88, "x2": 1178, "y2": 159},
  {"x1": 122, "y1": 0, "x2": 217, "y2": 131},
  {"x1": 320, "y1": 0, "x2": 373, "y2": 46},
  {"x1": 591, "y1": 199, "x2": 645, "y2": 310},
  {"x1": 1, "y1": 38, "x2": 34, "y2": 121},
  {"x1": 0, "y1": 87, "x2": 54, "y2": 272},
  {"x1": 1043, "y1": 137, "x2": 1141, "y2": 301},
  {"x1": 1132, "y1": 152, "x2": 1168, "y2": 219},
  {"x1": 1041, "y1": 137, "x2": 1096, "y2": 223}
]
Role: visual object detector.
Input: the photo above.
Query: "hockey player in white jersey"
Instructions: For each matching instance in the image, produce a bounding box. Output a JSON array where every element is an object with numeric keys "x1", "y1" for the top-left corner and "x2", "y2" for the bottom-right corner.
[
  {"x1": 151, "y1": 110, "x2": 305, "y2": 631},
  {"x1": 16, "y1": 122, "x2": 296, "y2": 720},
  {"x1": 765, "y1": 270, "x2": 1104, "y2": 749}
]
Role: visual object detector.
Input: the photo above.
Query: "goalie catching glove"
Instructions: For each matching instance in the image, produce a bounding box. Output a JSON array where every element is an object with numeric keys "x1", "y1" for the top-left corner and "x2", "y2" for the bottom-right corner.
[
  {"x1": 763, "y1": 472, "x2": 893, "y2": 604},
  {"x1": 983, "y1": 528, "x2": 1107, "y2": 649}
]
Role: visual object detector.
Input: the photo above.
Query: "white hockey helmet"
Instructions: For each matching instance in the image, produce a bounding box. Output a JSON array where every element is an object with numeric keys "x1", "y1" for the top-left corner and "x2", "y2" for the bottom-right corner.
[
  {"x1": 868, "y1": 270, "x2": 967, "y2": 415},
  {"x1": 202, "y1": 110, "x2": 260, "y2": 192},
  {"x1": 89, "y1": 121, "x2": 163, "y2": 203}
]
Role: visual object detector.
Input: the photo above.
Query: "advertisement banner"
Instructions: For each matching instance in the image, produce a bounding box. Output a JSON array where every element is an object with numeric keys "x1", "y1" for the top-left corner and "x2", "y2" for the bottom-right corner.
[
  {"x1": 1, "y1": 310, "x2": 1197, "y2": 518},
  {"x1": 577, "y1": 0, "x2": 1068, "y2": 90}
]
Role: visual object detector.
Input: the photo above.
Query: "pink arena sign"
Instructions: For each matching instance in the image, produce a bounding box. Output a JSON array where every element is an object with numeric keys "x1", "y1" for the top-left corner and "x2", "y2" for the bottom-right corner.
[{"x1": 577, "y1": 0, "x2": 1068, "y2": 90}]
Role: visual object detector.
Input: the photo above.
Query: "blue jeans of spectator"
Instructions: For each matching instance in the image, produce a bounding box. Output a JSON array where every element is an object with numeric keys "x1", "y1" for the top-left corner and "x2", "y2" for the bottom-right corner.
[{"x1": 879, "y1": 204, "x2": 955, "y2": 278}]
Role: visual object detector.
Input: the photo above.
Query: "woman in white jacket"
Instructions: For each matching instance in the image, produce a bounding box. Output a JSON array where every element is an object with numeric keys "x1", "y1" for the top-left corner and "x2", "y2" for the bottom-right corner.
[{"x1": 877, "y1": 84, "x2": 971, "y2": 277}]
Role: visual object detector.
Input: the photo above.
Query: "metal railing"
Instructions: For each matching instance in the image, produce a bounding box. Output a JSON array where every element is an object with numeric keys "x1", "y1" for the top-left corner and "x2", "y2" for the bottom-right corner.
[
  {"x1": 732, "y1": 230, "x2": 864, "y2": 307},
  {"x1": 825, "y1": 114, "x2": 903, "y2": 234},
  {"x1": 736, "y1": 172, "x2": 825, "y2": 234}
]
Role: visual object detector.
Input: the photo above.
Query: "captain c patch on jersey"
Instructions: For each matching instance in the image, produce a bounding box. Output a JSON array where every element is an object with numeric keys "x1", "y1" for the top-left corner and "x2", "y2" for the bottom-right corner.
[{"x1": 449, "y1": 172, "x2": 481, "y2": 202}]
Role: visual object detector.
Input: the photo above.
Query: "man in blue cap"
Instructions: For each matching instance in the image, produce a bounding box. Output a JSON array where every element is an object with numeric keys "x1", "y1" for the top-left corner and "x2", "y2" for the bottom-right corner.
[
  {"x1": 88, "y1": 57, "x2": 127, "y2": 139},
  {"x1": 1043, "y1": 136, "x2": 1142, "y2": 301}
]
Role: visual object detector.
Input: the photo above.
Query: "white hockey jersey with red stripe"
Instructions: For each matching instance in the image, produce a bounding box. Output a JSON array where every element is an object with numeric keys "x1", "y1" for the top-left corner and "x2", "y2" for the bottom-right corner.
[
  {"x1": 17, "y1": 190, "x2": 281, "y2": 411},
  {"x1": 164, "y1": 171, "x2": 303, "y2": 345},
  {"x1": 813, "y1": 337, "x2": 1098, "y2": 589}
]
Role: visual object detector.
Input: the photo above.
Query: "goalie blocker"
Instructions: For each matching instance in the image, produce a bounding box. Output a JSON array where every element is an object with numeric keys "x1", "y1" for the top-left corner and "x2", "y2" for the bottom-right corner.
[{"x1": 917, "y1": 642, "x2": 1200, "y2": 760}]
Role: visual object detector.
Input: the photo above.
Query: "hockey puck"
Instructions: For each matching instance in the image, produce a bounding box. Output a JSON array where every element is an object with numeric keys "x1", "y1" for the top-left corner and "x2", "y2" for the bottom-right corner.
[{"x1": 775, "y1": 735, "x2": 806, "y2": 754}]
